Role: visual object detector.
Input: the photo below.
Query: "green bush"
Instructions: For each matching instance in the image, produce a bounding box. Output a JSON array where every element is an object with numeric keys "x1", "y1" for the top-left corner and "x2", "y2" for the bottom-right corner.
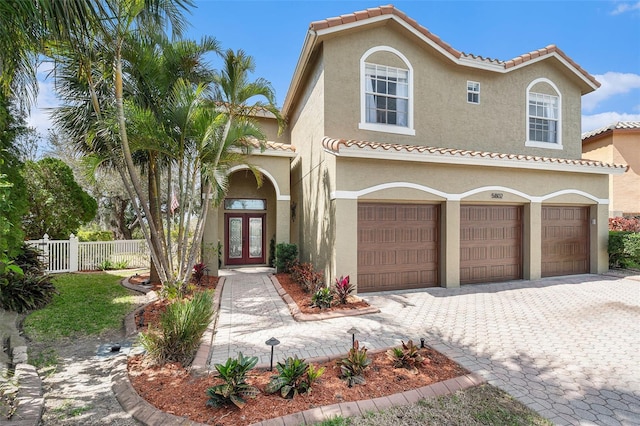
[
  {"x1": 0, "y1": 244, "x2": 57, "y2": 313},
  {"x1": 608, "y1": 231, "x2": 640, "y2": 268},
  {"x1": 77, "y1": 230, "x2": 113, "y2": 242},
  {"x1": 265, "y1": 355, "x2": 324, "y2": 399},
  {"x1": 275, "y1": 243, "x2": 298, "y2": 273},
  {"x1": 206, "y1": 352, "x2": 259, "y2": 409},
  {"x1": 139, "y1": 290, "x2": 214, "y2": 366}
]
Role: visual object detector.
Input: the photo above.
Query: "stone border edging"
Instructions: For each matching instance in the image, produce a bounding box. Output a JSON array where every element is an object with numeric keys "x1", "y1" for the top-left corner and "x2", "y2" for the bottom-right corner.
[
  {"x1": 191, "y1": 277, "x2": 225, "y2": 374},
  {"x1": 269, "y1": 275, "x2": 380, "y2": 321},
  {"x1": 11, "y1": 361, "x2": 45, "y2": 426}
]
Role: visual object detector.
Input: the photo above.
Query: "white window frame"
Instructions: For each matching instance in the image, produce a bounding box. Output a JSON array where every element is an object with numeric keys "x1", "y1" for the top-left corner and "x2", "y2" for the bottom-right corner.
[
  {"x1": 359, "y1": 46, "x2": 415, "y2": 136},
  {"x1": 467, "y1": 81, "x2": 480, "y2": 104},
  {"x1": 525, "y1": 78, "x2": 562, "y2": 150}
]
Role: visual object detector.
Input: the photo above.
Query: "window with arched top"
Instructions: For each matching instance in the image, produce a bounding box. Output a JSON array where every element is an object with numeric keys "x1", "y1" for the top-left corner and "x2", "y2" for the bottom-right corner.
[
  {"x1": 359, "y1": 46, "x2": 415, "y2": 136},
  {"x1": 525, "y1": 78, "x2": 562, "y2": 149}
]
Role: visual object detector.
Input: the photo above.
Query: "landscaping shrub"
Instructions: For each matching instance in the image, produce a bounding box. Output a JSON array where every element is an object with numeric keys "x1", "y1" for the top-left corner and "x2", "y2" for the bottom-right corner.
[
  {"x1": 333, "y1": 275, "x2": 354, "y2": 305},
  {"x1": 139, "y1": 290, "x2": 214, "y2": 366},
  {"x1": 0, "y1": 244, "x2": 57, "y2": 313},
  {"x1": 265, "y1": 356, "x2": 325, "y2": 398},
  {"x1": 290, "y1": 261, "x2": 324, "y2": 293},
  {"x1": 77, "y1": 230, "x2": 113, "y2": 242},
  {"x1": 339, "y1": 340, "x2": 371, "y2": 387},
  {"x1": 206, "y1": 352, "x2": 259, "y2": 409},
  {"x1": 311, "y1": 287, "x2": 333, "y2": 309},
  {"x1": 386, "y1": 340, "x2": 428, "y2": 374},
  {"x1": 609, "y1": 216, "x2": 640, "y2": 232},
  {"x1": 609, "y1": 231, "x2": 640, "y2": 268},
  {"x1": 275, "y1": 243, "x2": 298, "y2": 272}
]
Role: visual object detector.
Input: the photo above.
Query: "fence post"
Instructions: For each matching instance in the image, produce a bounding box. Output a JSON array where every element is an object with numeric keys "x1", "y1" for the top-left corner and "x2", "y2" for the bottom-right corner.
[
  {"x1": 69, "y1": 234, "x2": 79, "y2": 272},
  {"x1": 40, "y1": 234, "x2": 50, "y2": 271}
]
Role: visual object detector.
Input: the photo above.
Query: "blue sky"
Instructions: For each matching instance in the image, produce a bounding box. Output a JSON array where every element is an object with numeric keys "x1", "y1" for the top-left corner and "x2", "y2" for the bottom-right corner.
[{"x1": 28, "y1": 0, "x2": 640, "y2": 137}]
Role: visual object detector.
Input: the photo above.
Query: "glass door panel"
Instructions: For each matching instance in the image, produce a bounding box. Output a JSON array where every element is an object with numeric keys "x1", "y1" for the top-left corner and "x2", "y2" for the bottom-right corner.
[
  {"x1": 228, "y1": 217, "x2": 243, "y2": 259},
  {"x1": 249, "y1": 217, "x2": 263, "y2": 258}
]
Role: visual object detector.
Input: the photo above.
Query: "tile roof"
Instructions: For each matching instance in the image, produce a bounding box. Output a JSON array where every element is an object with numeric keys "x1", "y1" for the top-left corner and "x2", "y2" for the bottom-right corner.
[
  {"x1": 243, "y1": 139, "x2": 296, "y2": 152},
  {"x1": 308, "y1": 4, "x2": 599, "y2": 88},
  {"x1": 322, "y1": 137, "x2": 626, "y2": 172},
  {"x1": 582, "y1": 121, "x2": 640, "y2": 140}
]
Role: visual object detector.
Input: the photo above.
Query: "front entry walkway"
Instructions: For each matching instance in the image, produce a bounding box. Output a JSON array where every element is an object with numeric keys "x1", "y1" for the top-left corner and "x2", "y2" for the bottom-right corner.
[{"x1": 208, "y1": 270, "x2": 640, "y2": 425}]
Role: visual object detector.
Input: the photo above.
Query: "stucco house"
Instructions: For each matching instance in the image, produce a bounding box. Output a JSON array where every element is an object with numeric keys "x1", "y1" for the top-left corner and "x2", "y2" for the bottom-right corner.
[
  {"x1": 582, "y1": 122, "x2": 640, "y2": 218},
  {"x1": 203, "y1": 5, "x2": 625, "y2": 292}
]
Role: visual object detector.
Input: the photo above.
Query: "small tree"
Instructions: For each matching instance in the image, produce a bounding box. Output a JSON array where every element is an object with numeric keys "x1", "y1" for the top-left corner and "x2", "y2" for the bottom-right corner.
[{"x1": 22, "y1": 157, "x2": 97, "y2": 239}]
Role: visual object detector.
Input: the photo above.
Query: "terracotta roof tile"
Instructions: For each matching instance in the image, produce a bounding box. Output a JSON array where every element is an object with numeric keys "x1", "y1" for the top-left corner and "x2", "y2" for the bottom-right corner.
[
  {"x1": 243, "y1": 139, "x2": 296, "y2": 152},
  {"x1": 321, "y1": 137, "x2": 626, "y2": 172},
  {"x1": 308, "y1": 5, "x2": 598, "y2": 87},
  {"x1": 582, "y1": 121, "x2": 640, "y2": 140}
]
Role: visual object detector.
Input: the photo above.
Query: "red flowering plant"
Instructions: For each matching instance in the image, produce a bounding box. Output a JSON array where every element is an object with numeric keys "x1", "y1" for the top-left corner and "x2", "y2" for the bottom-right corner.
[
  {"x1": 333, "y1": 275, "x2": 354, "y2": 305},
  {"x1": 193, "y1": 262, "x2": 207, "y2": 285}
]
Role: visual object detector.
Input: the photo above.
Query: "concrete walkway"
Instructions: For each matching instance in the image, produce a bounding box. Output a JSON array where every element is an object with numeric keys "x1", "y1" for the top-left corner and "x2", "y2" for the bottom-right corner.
[{"x1": 209, "y1": 269, "x2": 640, "y2": 426}]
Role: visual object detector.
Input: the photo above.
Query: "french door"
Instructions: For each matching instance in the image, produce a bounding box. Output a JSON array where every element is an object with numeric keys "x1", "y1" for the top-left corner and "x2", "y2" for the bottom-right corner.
[{"x1": 225, "y1": 213, "x2": 266, "y2": 265}]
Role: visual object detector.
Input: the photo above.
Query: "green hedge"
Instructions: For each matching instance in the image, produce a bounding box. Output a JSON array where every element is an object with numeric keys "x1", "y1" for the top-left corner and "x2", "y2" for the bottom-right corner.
[
  {"x1": 275, "y1": 243, "x2": 298, "y2": 273},
  {"x1": 77, "y1": 230, "x2": 113, "y2": 242},
  {"x1": 608, "y1": 231, "x2": 640, "y2": 268}
]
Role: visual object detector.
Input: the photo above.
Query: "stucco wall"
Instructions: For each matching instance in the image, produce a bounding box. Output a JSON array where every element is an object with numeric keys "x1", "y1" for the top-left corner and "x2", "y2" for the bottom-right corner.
[
  {"x1": 288, "y1": 48, "x2": 334, "y2": 272},
  {"x1": 329, "y1": 156, "x2": 610, "y2": 289},
  {"x1": 320, "y1": 22, "x2": 584, "y2": 159},
  {"x1": 612, "y1": 132, "x2": 640, "y2": 215}
]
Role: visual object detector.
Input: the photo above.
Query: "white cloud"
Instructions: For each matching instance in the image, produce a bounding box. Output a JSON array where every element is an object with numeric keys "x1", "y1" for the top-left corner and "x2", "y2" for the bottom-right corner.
[
  {"x1": 26, "y1": 62, "x2": 61, "y2": 136},
  {"x1": 582, "y1": 72, "x2": 640, "y2": 112},
  {"x1": 582, "y1": 111, "x2": 640, "y2": 133},
  {"x1": 611, "y1": 1, "x2": 640, "y2": 15}
]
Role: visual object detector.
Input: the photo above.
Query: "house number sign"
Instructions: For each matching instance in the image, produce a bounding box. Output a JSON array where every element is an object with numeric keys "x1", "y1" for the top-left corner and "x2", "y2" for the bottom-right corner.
[{"x1": 491, "y1": 193, "x2": 504, "y2": 199}]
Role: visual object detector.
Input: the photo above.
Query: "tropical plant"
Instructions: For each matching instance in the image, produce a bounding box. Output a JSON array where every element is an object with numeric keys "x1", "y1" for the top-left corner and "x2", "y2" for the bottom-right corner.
[
  {"x1": 275, "y1": 243, "x2": 298, "y2": 273},
  {"x1": 138, "y1": 290, "x2": 214, "y2": 366},
  {"x1": 265, "y1": 356, "x2": 324, "y2": 399},
  {"x1": 0, "y1": 244, "x2": 57, "y2": 313},
  {"x1": 608, "y1": 231, "x2": 640, "y2": 268},
  {"x1": 290, "y1": 261, "x2": 324, "y2": 293},
  {"x1": 339, "y1": 340, "x2": 371, "y2": 387},
  {"x1": 386, "y1": 340, "x2": 428, "y2": 374},
  {"x1": 193, "y1": 262, "x2": 206, "y2": 284},
  {"x1": 333, "y1": 275, "x2": 354, "y2": 305},
  {"x1": 206, "y1": 352, "x2": 259, "y2": 409},
  {"x1": 311, "y1": 287, "x2": 333, "y2": 309}
]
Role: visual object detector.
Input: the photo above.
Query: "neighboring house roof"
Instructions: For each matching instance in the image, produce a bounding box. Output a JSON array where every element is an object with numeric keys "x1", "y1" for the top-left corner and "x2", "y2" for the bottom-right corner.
[
  {"x1": 322, "y1": 137, "x2": 627, "y2": 175},
  {"x1": 283, "y1": 4, "x2": 599, "y2": 115},
  {"x1": 582, "y1": 121, "x2": 640, "y2": 141}
]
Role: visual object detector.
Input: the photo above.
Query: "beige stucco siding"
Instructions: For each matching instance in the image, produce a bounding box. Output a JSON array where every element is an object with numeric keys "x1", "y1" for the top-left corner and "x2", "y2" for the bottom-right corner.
[
  {"x1": 335, "y1": 158, "x2": 608, "y2": 199},
  {"x1": 321, "y1": 22, "x2": 584, "y2": 159},
  {"x1": 583, "y1": 131, "x2": 639, "y2": 216},
  {"x1": 288, "y1": 48, "x2": 334, "y2": 270},
  {"x1": 202, "y1": 155, "x2": 292, "y2": 273},
  {"x1": 329, "y1": 156, "x2": 609, "y2": 290}
]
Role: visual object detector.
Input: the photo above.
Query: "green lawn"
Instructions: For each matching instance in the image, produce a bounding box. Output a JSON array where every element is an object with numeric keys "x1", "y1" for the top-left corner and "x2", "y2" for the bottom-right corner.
[{"x1": 22, "y1": 270, "x2": 138, "y2": 342}]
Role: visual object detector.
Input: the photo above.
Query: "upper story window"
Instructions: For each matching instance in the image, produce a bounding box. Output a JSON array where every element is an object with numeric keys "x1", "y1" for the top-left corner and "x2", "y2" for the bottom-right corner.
[
  {"x1": 525, "y1": 78, "x2": 562, "y2": 150},
  {"x1": 528, "y1": 93, "x2": 558, "y2": 143},
  {"x1": 359, "y1": 46, "x2": 415, "y2": 136},
  {"x1": 364, "y1": 64, "x2": 409, "y2": 126},
  {"x1": 467, "y1": 81, "x2": 480, "y2": 104}
]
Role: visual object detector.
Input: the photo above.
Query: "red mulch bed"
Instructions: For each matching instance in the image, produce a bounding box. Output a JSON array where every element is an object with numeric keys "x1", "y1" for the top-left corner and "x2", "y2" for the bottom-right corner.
[
  {"x1": 127, "y1": 271, "x2": 470, "y2": 425},
  {"x1": 274, "y1": 273, "x2": 371, "y2": 314},
  {"x1": 128, "y1": 345, "x2": 469, "y2": 425}
]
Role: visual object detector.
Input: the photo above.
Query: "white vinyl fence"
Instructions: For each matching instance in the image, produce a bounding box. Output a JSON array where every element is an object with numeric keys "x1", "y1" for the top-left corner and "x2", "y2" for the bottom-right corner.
[{"x1": 26, "y1": 234, "x2": 150, "y2": 273}]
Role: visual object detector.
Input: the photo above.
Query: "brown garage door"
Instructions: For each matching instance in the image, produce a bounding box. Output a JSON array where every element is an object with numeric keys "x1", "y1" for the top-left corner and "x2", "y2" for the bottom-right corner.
[
  {"x1": 542, "y1": 206, "x2": 589, "y2": 277},
  {"x1": 460, "y1": 205, "x2": 522, "y2": 284},
  {"x1": 358, "y1": 203, "x2": 439, "y2": 292}
]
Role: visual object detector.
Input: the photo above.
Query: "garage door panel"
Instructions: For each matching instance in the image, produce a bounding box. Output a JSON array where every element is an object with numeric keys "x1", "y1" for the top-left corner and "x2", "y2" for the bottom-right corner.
[
  {"x1": 460, "y1": 205, "x2": 522, "y2": 284},
  {"x1": 542, "y1": 206, "x2": 589, "y2": 277},
  {"x1": 358, "y1": 203, "x2": 439, "y2": 292}
]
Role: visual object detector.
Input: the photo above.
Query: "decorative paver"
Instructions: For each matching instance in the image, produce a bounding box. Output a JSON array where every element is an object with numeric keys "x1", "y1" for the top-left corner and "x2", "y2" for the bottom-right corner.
[{"x1": 206, "y1": 270, "x2": 640, "y2": 425}]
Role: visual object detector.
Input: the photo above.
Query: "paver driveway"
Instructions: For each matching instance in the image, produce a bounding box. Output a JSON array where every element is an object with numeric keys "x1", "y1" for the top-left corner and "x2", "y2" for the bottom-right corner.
[{"x1": 209, "y1": 271, "x2": 640, "y2": 426}]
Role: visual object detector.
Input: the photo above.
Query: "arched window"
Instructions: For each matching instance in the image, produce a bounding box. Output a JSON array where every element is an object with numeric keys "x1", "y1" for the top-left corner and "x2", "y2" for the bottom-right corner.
[
  {"x1": 525, "y1": 78, "x2": 562, "y2": 149},
  {"x1": 359, "y1": 46, "x2": 415, "y2": 136}
]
